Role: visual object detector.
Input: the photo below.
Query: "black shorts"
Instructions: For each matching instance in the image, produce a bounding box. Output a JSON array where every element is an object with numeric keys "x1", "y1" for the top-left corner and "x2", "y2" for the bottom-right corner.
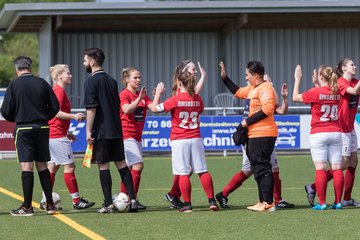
[
  {"x1": 15, "y1": 125, "x2": 50, "y2": 162},
  {"x1": 92, "y1": 138, "x2": 125, "y2": 164}
]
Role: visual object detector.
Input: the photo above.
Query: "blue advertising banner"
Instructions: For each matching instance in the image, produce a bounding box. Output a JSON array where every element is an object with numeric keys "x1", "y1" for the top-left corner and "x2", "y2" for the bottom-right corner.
[
  {"x1": 69, "y1": 115, "x2": 301, "y2": 152},
  {"x1": 69, "y1": 121, "x2": 87, "y2": 153},
  {"x1": 274, "y1": 115, "x2": 300, "y2": 149}
]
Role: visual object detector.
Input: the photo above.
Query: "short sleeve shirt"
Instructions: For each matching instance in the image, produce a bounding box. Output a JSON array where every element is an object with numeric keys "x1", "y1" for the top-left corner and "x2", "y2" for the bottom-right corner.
[
  {"x1": 162, "y1": 92, "x2": 204, "y2": 140},
  {"x1": 84, "y1": 71, "x2": 123, "y2": 140},
  {"x1": 120, "y1": 88, "x2": 152, "y2": 141},
  {"x1": 302, "y1": 86, "x2": 341, "y2": 134},
  {"x1": 49, "y1": 84, "x2": 70, "y2": 138},
  {"x1": 337, "y1": 77, "x2": 359, "y2": 133}
]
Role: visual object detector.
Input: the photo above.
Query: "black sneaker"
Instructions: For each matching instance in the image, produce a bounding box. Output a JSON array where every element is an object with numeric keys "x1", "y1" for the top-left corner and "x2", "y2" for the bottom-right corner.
[
  {"x1": 209, "y1": 198, "x2": 219, "y2": 211},
  {"x1": 98, "y1": 203, "x2": 117, "y2": 214},
  {"x1": 73, "y1": 198, "x2": 96, "y2": 210},
  {"x1": 10, "y1": 204, "x2": 34, "y2": 217},
  {"x1": 39, "y1": 201, "x2": 45, "y2": 210},
  {"x1": 128, "y1": 199, "x2": 139, "y2": 212},
  {"x1": 46, "y1": 203, "x2": 57, "y2": 215},
  {"x1": 164, "y1": 193, "x2": 184, "y2": 209},
  {"x1": 178, "y1": 204, "x2": 192, "y2": 213},
  {"x1": 136, "y1": 200, "x2": 147, "y2": 210},
  {"x1": 276, "y1": 200, "x2": 295, "y2": 209},
  {"x1": 216, "y1": 192, "x2": 229, "y2": 209}
]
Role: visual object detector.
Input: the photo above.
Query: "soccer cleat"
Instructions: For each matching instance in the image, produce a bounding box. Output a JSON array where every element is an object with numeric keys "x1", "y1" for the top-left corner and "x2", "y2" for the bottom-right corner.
[
  {"x1": 98, "y1": 203, "x2": 117, "y2": 214},
  {"x1": 136, "y1": 200, "x2": 147, "y2": 210},
  {"x1": 312, "y1": 203, "x2": 327, "y2": 210},
  {"x1": 329, "y1": 203, "x2": 342, "y2": 210},
  {"x1": 178, "y1": 204, "x2": 192, "y2": 213},
  {"x1": 10, "y1": 204, "x2": 34, "y2": 217},
  {"x1": 341, "y1": 199, "x2": 360, "y2": 207},
  {"x1": 128, "y1": 199, "x2": 139, "y2": 212},
  {"x1": 215, "y1": 192, "x2": 229, "y2": 209},
  {"x1": 304, "y1": 184, "x2": 316, "y2": 207},
  {"x1": 46, "y1": 204, "x2": 57, "y2": 215},
  {"x1": 276, "y1": 200, "x2": 295, "y2": 209},
  {"x1": 247, "y1": 201, "x2": 263, "y2": 211},
  {"x1": 73, "y1": 197, "x2": 95, "y2": 210},
  {"x1": 209, "y1": 198, "x2": 219, "y2": 211},
  {"x1": 39, "y1": 201, "x2": 45, "y2": 210},
  {"x1": 164, "y1": 193, "x2": 184, "y2": 209},
  {"x1": 258, "y1": 202, "x2": 276, "y2": 212}
]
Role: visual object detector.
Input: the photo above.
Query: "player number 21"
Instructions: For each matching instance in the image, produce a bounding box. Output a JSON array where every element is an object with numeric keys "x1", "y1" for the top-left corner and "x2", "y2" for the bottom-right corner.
[
  {"x1": 179, "y1": 111, "x2": 198, "y2": 129},
  {"x1": 320, "y1": 104, "x2": 338, "y2": 121}
]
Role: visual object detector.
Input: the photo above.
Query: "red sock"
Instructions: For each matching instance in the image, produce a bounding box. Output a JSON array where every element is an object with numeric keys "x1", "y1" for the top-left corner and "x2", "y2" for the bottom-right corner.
[
  {"x1": 120, "y1": 181, "x2": 127, "y2": 194},
  {"x1": 222, "y1": 171, "x2": 249, "y2": 197},
  {"x1": 169, "y1": 175, "x2": 181, "y2": 198},
  {"x1": 315, "y1": 170, "x2": 327, "y2": 205},
  {"x1": 64, "y1": 173, "x2": 80, "y2": 203},
  {"x1": 179, "y1": 175, "x2": 191, "y2": 202},
  {"x1": 50, "y1": 172, "x2": 55, "y2": 188},
  {"x1": 199, "y1": 172, "x2": 214, "y2": 199},
  {"x1": 273, "y1": 172, "x2": 282, "y2": 204},
  {"x1": 311, "y1": 169, "x2": 333, "y2": 191},
  {"x1": 344, "y1": 167, "x2": 356, "y2": 201},
  {"x1": 131, "y1": 169, "x2": 142, "y2": 198},
  {"x1": 332, "y1": 169, "x2": 344, "y2": 204}
]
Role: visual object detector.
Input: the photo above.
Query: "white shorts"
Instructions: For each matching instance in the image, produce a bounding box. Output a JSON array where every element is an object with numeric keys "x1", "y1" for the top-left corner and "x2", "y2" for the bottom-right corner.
[
  {"x1": 241, "y1": 145, "x2": 278, "y2": 172},
  {"x1": 124, "y1": 138, "x2": 143, "y2": 167},
  {"x1": 171, "y1": 138, "x2": 207, "y2": 175},
  {"x1": 49, "y1": 137, "x2": 74, "y2": 165},
  {"x1": 309, "y1": 132, "x2": 342, "y2": 163},
  {"x1": 342, "y1": 129, "x2": 358, "y2": 157}
]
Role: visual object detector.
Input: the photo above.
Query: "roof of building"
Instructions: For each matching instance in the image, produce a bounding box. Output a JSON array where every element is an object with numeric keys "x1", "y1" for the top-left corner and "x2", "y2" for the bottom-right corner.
[{"x1": 1, "y1": 1, "x2": 360, "y2": 32}]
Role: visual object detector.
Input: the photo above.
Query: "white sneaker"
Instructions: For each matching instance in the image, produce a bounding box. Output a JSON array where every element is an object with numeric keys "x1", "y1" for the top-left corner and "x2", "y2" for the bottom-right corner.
[{"x1": 341, "y1": 199, "x2": 360, "y2": 207}]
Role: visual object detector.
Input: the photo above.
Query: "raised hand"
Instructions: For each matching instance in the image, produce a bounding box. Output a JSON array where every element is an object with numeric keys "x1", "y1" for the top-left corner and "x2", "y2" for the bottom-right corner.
[
  {"x1": 198, "y1": 62, "x2": 206, "y2": 79},
  {"x1": 139, "y1": 86, "x2": 147, "y2": 99},
  {"x1": 294, "y1": 65, "x2": 302, "y2": 81},
  {"x1": 264, "y1": 73, "x2": 273, "y2": 85},
  {"x1": 219, "y1": 61, "x2": 227, "y2": 80},
  {"x1": 281, "y1": 83, "x2": 288, "y2": 98}
]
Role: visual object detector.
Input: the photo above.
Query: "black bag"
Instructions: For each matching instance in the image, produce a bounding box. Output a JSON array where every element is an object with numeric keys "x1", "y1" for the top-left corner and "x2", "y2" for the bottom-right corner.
[{"x1": 232, "y1": 124, "x2": 248, "y2": 146}]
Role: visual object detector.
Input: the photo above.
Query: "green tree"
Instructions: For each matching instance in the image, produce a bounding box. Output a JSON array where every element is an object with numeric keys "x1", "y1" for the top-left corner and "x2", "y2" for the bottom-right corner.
[{"x1": 0, "y1": 0, "x2": 93, "y2": 87}]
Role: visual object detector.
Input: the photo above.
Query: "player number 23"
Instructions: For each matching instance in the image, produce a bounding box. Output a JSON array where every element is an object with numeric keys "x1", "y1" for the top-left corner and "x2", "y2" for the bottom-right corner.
[
  {"x1": 320, "y1": 104, "x2": 338, "y2": 121},
  {"x1": 179, "y1": 111, "x2": 198, "y2": 129}
]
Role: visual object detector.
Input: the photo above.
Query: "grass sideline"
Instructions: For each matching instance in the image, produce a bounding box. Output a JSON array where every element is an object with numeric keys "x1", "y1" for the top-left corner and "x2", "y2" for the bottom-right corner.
[{"x1": 0, "y1": 154, "x2": 360, "y2": 240}]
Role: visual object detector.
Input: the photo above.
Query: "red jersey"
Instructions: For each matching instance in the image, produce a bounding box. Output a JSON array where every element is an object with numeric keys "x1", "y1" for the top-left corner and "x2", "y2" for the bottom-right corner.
[
  {"x1": 120, "y1": 88, "x2": 152, "y2": 141},
  {"x1": 49, "y1": 84, "x2": 70, "y2": 138},
  {"x1": 338, "y1": 77, "x2": 359, "y2": 133},
  {"x1": 302, "y1": 86, "x2": 341, "y2": 134},
  {"x1": 162, "y1": 92, "x2": 204, "y2": 140}
]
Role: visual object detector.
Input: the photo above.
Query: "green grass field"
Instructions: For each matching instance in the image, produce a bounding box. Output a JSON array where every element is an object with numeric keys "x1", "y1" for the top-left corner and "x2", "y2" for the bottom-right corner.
[{"x1": 1, "y1": 154, "x2": 360, "y2": 240}]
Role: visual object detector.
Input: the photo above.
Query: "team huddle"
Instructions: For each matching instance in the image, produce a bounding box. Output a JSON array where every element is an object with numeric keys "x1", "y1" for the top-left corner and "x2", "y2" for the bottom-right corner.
[{"x1": 1, "y1": 47, "x2": 359, "y2": 216}]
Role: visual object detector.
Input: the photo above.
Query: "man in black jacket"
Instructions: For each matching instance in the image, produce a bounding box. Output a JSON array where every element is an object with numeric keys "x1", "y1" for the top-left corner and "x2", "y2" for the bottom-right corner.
[{"x1": 1, "y1": 56, "x2": 59, "y2": 216}]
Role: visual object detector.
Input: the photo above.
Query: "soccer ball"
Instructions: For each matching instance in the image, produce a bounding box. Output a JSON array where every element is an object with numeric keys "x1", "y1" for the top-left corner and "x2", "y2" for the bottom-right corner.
[
  {"x1": 52, "y1": 192, "x2": 62, "y2": 210},
  {"x1": 112, "y1": 192, "x2": 130, "y2": 212}
]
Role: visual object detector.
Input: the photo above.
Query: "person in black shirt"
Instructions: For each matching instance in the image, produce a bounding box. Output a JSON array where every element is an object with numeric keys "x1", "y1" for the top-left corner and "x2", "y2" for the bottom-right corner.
[
  {"x1": 83, "y1": 48, "x2": 138, "y2": 213},
  {"x1": 1, "y1": 56, "x2": 59, "y2": 216}
]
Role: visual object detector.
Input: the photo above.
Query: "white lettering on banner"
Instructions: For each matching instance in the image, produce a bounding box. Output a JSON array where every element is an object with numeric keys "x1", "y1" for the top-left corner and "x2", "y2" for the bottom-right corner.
[
  {"x1": 146, "y1": 120, "x2": 172, "y2": 129},
  {"x1": 0, "y1": 132, "x2": 13, "y2": 139},
  {"x1": 142, "y1": 138, "x2": 171, "y2": 148},
  {"x1": 278, "y1": 127, "x2": 298, "y2": 133},
  {"x1": 69, "y1": 122, "x2": 85, "y2": 135},
  {"x1": 203, "y1": 134, "x2": 234, "y2": 147},
  {"x1": 212, "y1": 128, "x2": 236, "y2": 134}
]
